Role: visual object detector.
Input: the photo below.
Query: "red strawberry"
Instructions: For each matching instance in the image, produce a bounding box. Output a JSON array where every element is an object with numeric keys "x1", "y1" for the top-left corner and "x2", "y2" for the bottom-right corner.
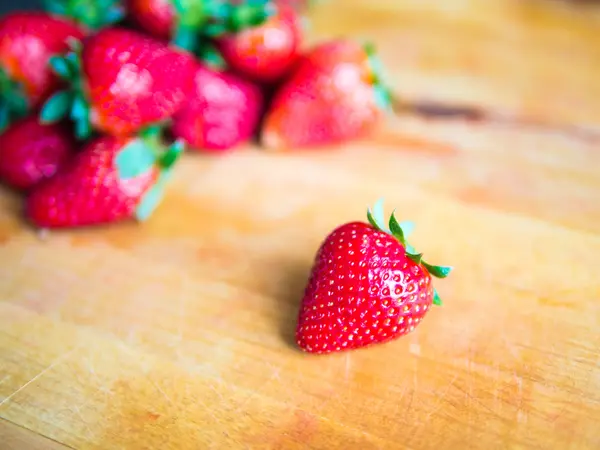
[
  {"x1": 217, "y1": 2, "x2": 302, "y2": 82},
  {"x1": 42, "y1": 0, "x2": 125, "y2": 30},
  {"x1": 0, "y1": 12, "x2": 84, "y2": 131},
  {"x1": 171, "y1": 63, "x2": 264, "y2": 151},
  {"x1": 125, "y1": 0, "x2": 177, "y2": 40},
  {"x1": 0, "y1": 116, "x2": 76, "y2": 190},
  {"x1": 26, "y1": 129, "x2": 184, "y2": 228},
  {"x1": 296, "y1": 200, "x2": 452, "y2": 354},
  {"x1": 39, "y1": 27, "x2": 197, "y2": 139},
  {"x1": 261, "y1": 40, "x2": 392, "y2": 149},
  {"x1": 125, "y1": 0, "x2": 272, "y2": 55}
]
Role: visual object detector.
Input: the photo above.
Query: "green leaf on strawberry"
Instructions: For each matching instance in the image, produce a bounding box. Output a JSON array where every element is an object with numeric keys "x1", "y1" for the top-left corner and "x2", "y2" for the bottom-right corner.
[
  {"x1": 388, "y1": 212, "x2": 406, "y2": 244},
  {"x1": 116, "y1": 125, "x2": 184, "y2": 181},
  {"x1": 115, "y1": 140, "x2": 157, "y2": 180},
  {"x1": 39, "y1": 90, "x2": 73, "y2": 124},
  {"x1": 48, "y1": 56, "x2": 75, "y2": 81},
  {"x1": 363, "y1": 42, "x2": 394, "y2": 113},
  {"x1": 433, "y1": 289, "x2": 442, "y2": 306},
  {"x1": 197, "y1": 43, "x2": 227, "y2": 71},
  {"x1": 0, "y1": 67, "x2": 30, "y2": 133},
  {"x1": 366, "y1": 199, "x2": 453, "y2": 304},
  {"x1": 40, "y1": 43, "x2": 93, "y2": 140},
  {"x1": 227, "y1": 0, "x2": 276, "y2": 33},
  {"x1": 422, "y1": 262, "x2": 452, "y2": 279},
  {"x1": 43, "y1": 0, "x2": 125, "y2": 30},
  {"x1": 367, "y1": 198, "x2": 390, "y2": 233},
  {"x1": 135, "y1": 139, "x2": 184, "y2": 221},
  {"x1": 169, "y1": 0, "x2": 274, "y2": 62}
]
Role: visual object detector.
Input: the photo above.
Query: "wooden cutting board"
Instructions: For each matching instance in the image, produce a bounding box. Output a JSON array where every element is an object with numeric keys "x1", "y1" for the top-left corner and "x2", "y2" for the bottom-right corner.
[{"x1": 1, "y1": 1, "x2": 600, "y2": 448}]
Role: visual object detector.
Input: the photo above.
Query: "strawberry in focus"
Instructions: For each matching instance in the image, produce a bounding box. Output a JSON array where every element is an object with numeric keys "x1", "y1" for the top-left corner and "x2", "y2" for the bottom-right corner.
[
  {"x1": 261, "y1": 39, "x2": 392, "y2": 149},
  {"x1": 296, "y1": 200, "x2": 452, "y2": 354},
  {"x1": 40, "y1": 27, "x2": 197, "y2": 139},
  {"x1": 217, "y1": 2, "x2": 302, "y2": 82},
  {"x1": 171, "y1": 63, "x2": 264, "y2": 151},
  {"x1": 26, "y1": 129, "x2": 184, "y2": 228},
  {"x1": 0, "y1": 116, "x2": 76, "y2": 190},
  {"x1": 0, "y1": 12, "x2": 84, "y2": 131}
]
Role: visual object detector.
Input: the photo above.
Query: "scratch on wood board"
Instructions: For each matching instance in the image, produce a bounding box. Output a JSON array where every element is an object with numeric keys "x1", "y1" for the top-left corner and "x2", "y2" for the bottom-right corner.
[{"x1": 0, "y1": 345, "x2": 81, "y2": 408}]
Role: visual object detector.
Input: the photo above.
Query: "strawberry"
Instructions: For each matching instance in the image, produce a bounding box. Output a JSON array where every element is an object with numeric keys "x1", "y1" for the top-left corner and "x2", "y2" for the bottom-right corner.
[
  {"x1": 125, "y1": 0, "x2": 272, "y2": 55},
  {"x1": 26, "y1": 128, "x2": 184, "y2": 228},
  {"x1": 0, "y1": 116, "x2": 76, "y2": 190},
  {"x1": 42, "y1": 0, "x2": 126, "y2": 30},
  {"x1": 217, "y1": 2, "x2": 302, "y2": 82},
  {"x1": 39, "y1": 27, "x2": 197, "y2": 139},
  {"x1": 171, "y1": 63, "x2": 264, "y2": 151},
  {"x1": 296, "y1": 200, "x2": 452, "y2": 354},
  {"x1": 261, "y1": 39, "x2": 392, "y2": 149},
  {"x1": 0, "y1": 12, "x2": 85, "y2": 132},
  {"x1": 126, "y1": 0, "x2": 176, "y2": 40}
]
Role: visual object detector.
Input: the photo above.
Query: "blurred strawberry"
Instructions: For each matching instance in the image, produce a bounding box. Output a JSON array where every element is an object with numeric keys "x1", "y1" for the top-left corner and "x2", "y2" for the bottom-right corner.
[
  {"x1": 39, "y1": 27, "x2": 197, "y2": 139},
  {"x1": 217, "y1": 2, "x2": 302, "y2": 82},
  {"x1": 0, "y1": 12, "x2": 84, "y2": 132},
  {"x1": 42, "y1": 0, "x2": 126, "y2": 30},
  {"x1": 26, "y1": 128, "x2": 184, "y2": 228},
  {"x1": 126, "y1": 0, "x2": 273, "y2": 55},
  {"x1": 261, "y1": 39, "x2": 392, "y2": 149},
  {"x1": 126, "y1": 0, "x2": 175, "y2": 40},
  {"x1": 172, "y1": 63, "x2": 263, "y2": 151},
  {"x1": 0, "y1": 116, "x2": 76, "y2": 190}
]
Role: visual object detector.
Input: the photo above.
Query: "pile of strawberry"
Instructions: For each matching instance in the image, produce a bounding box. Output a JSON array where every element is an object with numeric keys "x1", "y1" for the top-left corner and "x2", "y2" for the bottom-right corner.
[
  {"x1": 0, "y1": 0, "x2": 393, "y2": 229},
  {"x1": 0, "y1": 1, "x2": 453, "y2": 355}
]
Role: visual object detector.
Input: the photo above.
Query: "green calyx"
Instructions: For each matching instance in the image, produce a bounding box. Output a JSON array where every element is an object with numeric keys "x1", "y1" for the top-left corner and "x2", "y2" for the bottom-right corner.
[
  {"x1": 223, "y1": 0, "x2": 276, "y2": 34},
  {"x1": 0, "y1": 67, "x2": 29, "y2": 133},
  {"x1": 363, "y1": 42, "x2": 394, "y2": 114},
  {"x1": 40, "y1": 39, "x2": 93, "y2": 140},
  {"x1": 170, "y1": 0, "x2": 274, "y2": 55},
  {"x1": 43, "y1": 0, "x2": 125, "y2": 30},
  {"x1": 114, "y1": 125, "x2": 186, "y2": 221},
  {"x1": 366, "y1": 198, "x2": 453, "y2": 306}
]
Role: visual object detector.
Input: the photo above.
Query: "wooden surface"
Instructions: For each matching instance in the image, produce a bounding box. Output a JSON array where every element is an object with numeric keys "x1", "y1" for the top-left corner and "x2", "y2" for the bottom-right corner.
[{"x1": 1, "y1": 0, "x2": 600, "y2": 448}]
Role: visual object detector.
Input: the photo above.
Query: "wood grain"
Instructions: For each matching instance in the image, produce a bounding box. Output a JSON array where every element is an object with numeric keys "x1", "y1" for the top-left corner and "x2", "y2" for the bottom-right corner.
[{"x1": 1, "y1": 1, "x2": 599, "y2": 449}]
